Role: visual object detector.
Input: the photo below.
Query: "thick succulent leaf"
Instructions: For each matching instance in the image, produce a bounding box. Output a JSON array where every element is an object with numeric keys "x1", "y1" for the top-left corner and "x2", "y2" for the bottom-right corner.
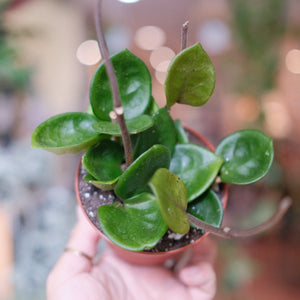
[
  {"x1": 90, "y1": 49, "x2": 152, "y2": 121},
  {"x1": 170, "y1": 144, "x2": 224, "y2": 202},
  {"x1": 82, "y1": 139, "x2": 123, "y2": 182},
  {"x1": 98, "y1": 193, "x2": 168, "y2": 251},
  {"x1": 165, "y1": 43, "x2": 216, "y2": 109},
  {"x1": 31, "y1": 112, "x2": 101, "y2": 154},
  {"x1": 187, "y1": 190, "x2": 223, "y2": 228},
  {"x1": 92, "y1": 115, "x2": 153, "y2": 136},
  {"x1": 215, "y1": 129, "x2": 274, "y2": 184},
  {"x1": 174, "y1": 119, "x2": 189, "y2": 144},
  {"x1": 84, "y1": 173, "x2": 118, "y2": 191},
  {"x1": 114, "y1": 145, "x2": 171, "y2": 200},
  {"x1": 132, "y1": 108, "x2": 177, "y2": 158},
  {"x1": 149, "y1": 168, "x2": 190, "y2": 235}
]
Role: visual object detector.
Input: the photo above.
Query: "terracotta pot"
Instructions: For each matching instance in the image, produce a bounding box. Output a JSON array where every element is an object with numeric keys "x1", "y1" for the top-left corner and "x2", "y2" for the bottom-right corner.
[{"x1": 75, "y1": 126, "x2": 228, "y2": 265}]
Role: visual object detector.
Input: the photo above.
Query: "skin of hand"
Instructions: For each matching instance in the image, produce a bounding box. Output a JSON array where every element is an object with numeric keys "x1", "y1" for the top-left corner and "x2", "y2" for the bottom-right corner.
[{"x1": 47, "y1": 208, "x2": 217, "y2": 300}]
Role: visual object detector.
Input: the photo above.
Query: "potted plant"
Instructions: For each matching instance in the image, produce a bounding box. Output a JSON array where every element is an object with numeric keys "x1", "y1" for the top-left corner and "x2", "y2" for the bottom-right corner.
[{"x1": 31, "y1": 2, "x2": 291, "y2": 265}]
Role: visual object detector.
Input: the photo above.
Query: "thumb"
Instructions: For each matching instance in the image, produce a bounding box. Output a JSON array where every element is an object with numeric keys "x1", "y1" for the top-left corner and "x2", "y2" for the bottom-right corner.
[{"x1": 178, "y1": 262, "x2": 216, "y2": 300}]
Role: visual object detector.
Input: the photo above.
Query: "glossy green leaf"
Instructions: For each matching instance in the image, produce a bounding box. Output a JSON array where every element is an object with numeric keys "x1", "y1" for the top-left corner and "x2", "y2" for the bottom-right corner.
[
  {"x1": 170, "y1": 144, "x2": 224, "y2": 202},
  {"x1": 115, "y1": 145, "x2": 171, "y2": 200},
  {"x1": 174, "y1": 119, "x2": 189, "y2": 144},
  {"x1": 31, "y1": 112, "x2": 101, "y2": 154},
  {"x1": 165, "y1": 43, "x2": 216, "y2": 109},
  {"x1": 215, "y1": 129, "x2": 274, "y2": 184},
  {"x1": 153, "y1": 108, "x2": 177, "y2": 152},
  {"x1": 145, "y1": 96, "x2": 160, "y2": 115},
  {"x1": 149, "y1": 168, "x2": 190, "y2": 235},
  {"x1": 84, "y1": 173, "x2": 118, "y2": 191},
  {"x1": 82, "y1": 139, "x2": 123, "y2": 182},
  {"x1": 187, "y1": 190, "x2": 223, "y2": 228},
  {"x1": 132, "y1": 108, "x2": 177, "y2": 158},
  {"x1": 92, "y1": 115, "x2": 153, "y2": 136},
  {"x1": 98, "y1": 193, "x2": 168, "y2": 251},
  {"x1": 90, "y1": 49, "x2": 152, "y2": 121}
]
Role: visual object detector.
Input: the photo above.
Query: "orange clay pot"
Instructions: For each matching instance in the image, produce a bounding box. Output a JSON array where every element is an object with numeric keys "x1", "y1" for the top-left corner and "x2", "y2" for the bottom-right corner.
[{"x1": 75, "y1": 125, "x2": 228, "y2": 265}]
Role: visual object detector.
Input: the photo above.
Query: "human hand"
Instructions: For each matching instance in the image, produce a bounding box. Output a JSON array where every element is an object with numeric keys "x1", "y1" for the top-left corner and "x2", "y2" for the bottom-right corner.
[{"x1": 47, "y1": 208, "x2": 217, "y2": 300}]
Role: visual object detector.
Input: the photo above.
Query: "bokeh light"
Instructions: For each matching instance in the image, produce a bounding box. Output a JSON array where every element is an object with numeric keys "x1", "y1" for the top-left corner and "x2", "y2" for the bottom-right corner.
[
  {"x1": 76, "y1": 40, "x2": 101, "y2": 66},
  {"x1": 262, "y1": 91, "x2": 292, "y2": 138},
  {"x1": 197, "y1": 19, "x2": 231, "y2": 55},
  {"x1": 134, "y1": 26, "x2": 166, "y2": 50},
  {"x1": 285, "y1": 49, "x2": 300, "y2": 74},
  {"x1": 150, "y1": 47, "x2": 175, "y2": 71},
  {"x1": 234, "y1": 95, "x2": 260, "y2": 122},
  {"x1": 155, "y1": 70, "x2": 167, "y2": 85},
  {"x1": 105, "y1": 25, "x2": 131, "y2": 54}
]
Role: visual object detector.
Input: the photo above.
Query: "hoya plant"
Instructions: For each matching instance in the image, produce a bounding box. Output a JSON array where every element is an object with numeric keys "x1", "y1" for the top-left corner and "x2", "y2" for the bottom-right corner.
[{"x1": 31, "y1": 10, "x2": 290, "y2": 252}]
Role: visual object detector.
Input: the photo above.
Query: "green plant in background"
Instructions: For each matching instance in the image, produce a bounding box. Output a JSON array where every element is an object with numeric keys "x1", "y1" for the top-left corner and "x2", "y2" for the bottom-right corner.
[
  {"x1": 231, "y1": 0, "x2": 286, "y2": 96},
  {"x1": 31, "y1": 1, "x2": 290, "y2": 252},
  {"x1": 0, "y1": 0, "x2": 32, "y2": 146},
  {"x1": 0, "y1": 0, "x2": 31, "y2": 93}
]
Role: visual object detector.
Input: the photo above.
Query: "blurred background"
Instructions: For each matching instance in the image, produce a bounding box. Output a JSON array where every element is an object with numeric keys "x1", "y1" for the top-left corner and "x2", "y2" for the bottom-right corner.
[{"x1": 0, "y1": 0, "x2": 299, "y2": 299}]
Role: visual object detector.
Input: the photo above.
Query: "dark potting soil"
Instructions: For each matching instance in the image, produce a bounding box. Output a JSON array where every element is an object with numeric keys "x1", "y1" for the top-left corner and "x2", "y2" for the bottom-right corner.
[{"x1": 78, "y1": 143, "x2": 226, "y2": 252}]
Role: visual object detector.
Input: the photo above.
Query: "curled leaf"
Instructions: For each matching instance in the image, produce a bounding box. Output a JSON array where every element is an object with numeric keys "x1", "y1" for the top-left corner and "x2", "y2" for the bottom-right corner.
[
  {"x1": 93, "y1": 115, "x2": 153, "y2": 136},
  {"x1": 82, "y1": 139, "x2": 124, "y2": 183},
  {"x1": 84, "y1": 173, "x2": 119, "y2": 191},
  {"x1": 31, "y1": 112, "x2": 101, "y2": 154}
]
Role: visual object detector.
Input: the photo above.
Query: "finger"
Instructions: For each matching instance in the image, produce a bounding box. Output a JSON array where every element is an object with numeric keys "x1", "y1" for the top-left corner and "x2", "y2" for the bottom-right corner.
[
  {"x1": 48, "y1": 207, "x2": 100, "y2": 284},
  {"x1": 178, "y1": 262, "x2": 216, "y2": 300},
  {"x1": 65, "y1": 208, "x2": 100, "y2": 268},
  {"x1": 172, "y1": 237, "x2": 217, "y2": 272}
]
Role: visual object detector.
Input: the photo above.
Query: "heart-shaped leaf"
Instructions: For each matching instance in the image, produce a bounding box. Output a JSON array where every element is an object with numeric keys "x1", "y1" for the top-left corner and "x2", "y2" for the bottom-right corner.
[
  {"x1": 132, "y1": 108, "x2": 177, "y2": 158},
  {"x1": 31, "y1": 112, "x2": 101, "y2": 154},
  {"x1": 90, "y1": 49, "x2": 152, "y2": 121},
  {"x1": 174, "y1": 119, "x2": 189, "y2": 144},
  {"x1": 187, "y1": 190, "x2": 223, "y2": 228},
  {"x1": 165, "y1": 43, "x2": 216, "y2": 109},
  {"x1": 149, "y1": 168, "x2": 190, "y2": 235},
  {"x1": 114, "y1": 144, "x2": 171, "y2": 200},
  {"x1": 84, "y1": 173, "x2": 119, "y2": 191},
  {"x1": 92, "y1": 115, "x2": 153, "y2": 136},
  {"x1": 215, "y1": 129, "x2": 274, "y2": 184},
  {"x1": 82, "y1": 139, "x2": 124, "y2": 183},
  {"x1": 170, "y1": 144, "x2": 224, "y2": 202},
  {"x1": 98, "y1": 193, "x2": 168, "y2": 251}
]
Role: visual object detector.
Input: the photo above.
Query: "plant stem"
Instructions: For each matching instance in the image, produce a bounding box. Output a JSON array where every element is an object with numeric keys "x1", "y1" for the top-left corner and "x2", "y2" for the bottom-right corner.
[
  {"x1": 95, "y1": 0, "x2": 133, "y2": 167},
  {"x1": 181, "y1": 21, "x2": 189, "y2": 51},
  {"x1": 188, "y1": 197, "x2": 292, "y2": 239}
]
